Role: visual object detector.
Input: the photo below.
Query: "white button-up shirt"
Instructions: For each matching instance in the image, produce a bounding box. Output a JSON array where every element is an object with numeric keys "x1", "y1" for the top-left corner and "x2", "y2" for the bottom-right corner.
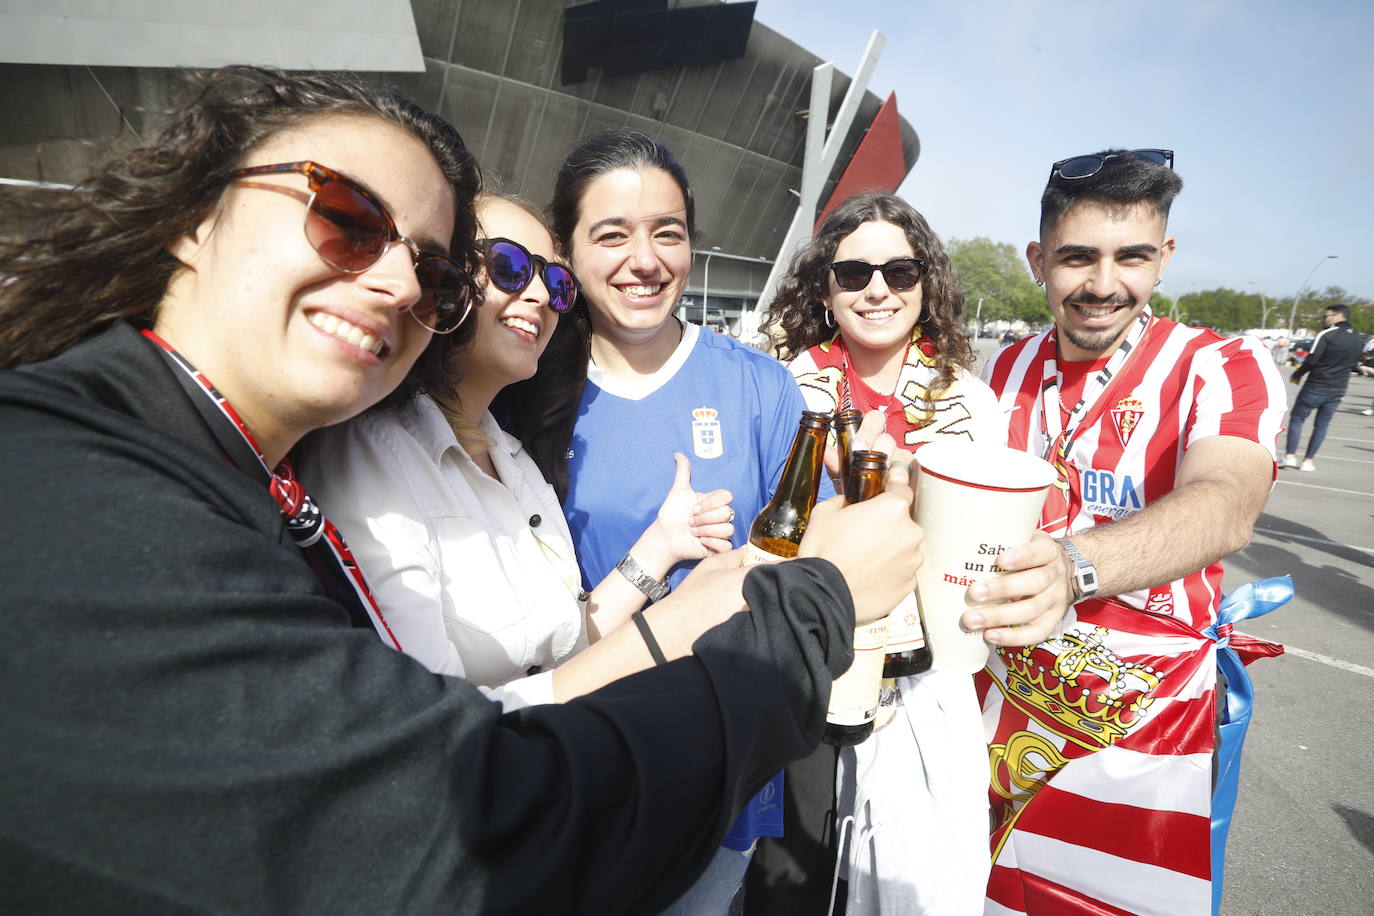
[{"x1": 299, "y1": 397, "x2": 587, "y2": 710}]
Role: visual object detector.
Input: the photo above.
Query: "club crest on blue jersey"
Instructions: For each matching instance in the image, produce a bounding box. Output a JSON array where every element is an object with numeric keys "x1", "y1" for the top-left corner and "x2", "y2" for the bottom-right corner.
[{"x1": 691, "y1": 406, "x2": 723, "y2": 459}]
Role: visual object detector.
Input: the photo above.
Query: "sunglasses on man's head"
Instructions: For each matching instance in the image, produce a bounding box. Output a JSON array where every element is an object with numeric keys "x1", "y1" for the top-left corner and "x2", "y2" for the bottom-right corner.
[
  {"x1": 229, "y1": 160, "x2": 477, "y2": 334},
  {"x1": 830, "y1": 257, "x2": 928, "y2": 293},
  {"x1": 480, "y1": 237, "x2": 578, "y2": 314},
  {"x1": 1049, "y1": 149, "x2": 1174, "y2": 181}
]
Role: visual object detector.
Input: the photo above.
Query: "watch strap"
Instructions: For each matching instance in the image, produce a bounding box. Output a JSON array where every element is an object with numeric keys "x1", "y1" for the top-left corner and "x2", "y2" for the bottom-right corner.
[{"x1": 615, "y1": 552, "x2": 670, "y2": 602}]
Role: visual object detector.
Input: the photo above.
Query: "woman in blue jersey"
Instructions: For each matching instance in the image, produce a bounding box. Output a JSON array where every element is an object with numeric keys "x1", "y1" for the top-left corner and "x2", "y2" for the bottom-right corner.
[{"x1": 548, "y1": 129, "x2": 813, "y2": 913}]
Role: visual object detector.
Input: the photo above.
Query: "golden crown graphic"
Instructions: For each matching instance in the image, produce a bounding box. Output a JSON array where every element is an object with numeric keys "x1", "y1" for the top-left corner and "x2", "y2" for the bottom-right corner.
[
  {"x1": 692, "y1": 407, "x2": 719, "y2": 422},
  {"x1": 997, "y1": 626, "x2": 1161, "y2": 752}
]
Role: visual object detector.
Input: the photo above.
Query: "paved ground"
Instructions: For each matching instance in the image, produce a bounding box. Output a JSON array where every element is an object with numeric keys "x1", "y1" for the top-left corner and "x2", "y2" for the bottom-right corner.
[
  {"x1": 970, "y1": 341, "x2": 1374, "y2": 914},
  {"x1": 1222, "y1": 371, "x2": 1374, "y2": 915}
]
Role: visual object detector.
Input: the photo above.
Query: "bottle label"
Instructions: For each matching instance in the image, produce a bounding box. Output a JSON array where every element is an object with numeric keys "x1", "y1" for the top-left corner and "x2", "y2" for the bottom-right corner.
[
  {"x1": 884, "y1": 593, "x2": 927, "y2": 652},
  {"x1": 743, "y1": 542, "x2": 788, "y2": 566},
  {"x1": 826, "y1": 619, "x2": 888, "y2": 726}
]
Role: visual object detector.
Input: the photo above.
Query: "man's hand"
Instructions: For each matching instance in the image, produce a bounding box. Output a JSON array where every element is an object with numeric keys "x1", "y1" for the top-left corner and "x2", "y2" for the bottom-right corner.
[{"x1": 959, "y1": 532, "x2": 1073, "y2": 647}]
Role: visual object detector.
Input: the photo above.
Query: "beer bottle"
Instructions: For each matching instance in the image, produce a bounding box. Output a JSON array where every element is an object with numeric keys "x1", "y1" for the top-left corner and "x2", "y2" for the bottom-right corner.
[
  {"x1": 832, "y1": 408, "x2": 863, "y2": 486},
  {"x1": 881, "y1": 596, "x2": 933, "y2": 677},
  {"x1": 882, "y1": 442, "x2": 931, "y2": 675},
  {"x1": 745, "y1": 410, "x2": 831, "y2": 564},
  {"x1": 823, "y1": 450, "x2": 890, "y2": 746}
]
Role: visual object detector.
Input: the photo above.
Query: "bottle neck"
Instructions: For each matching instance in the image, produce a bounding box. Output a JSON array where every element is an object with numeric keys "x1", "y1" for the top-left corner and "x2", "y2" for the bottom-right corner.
[
  {"x1": 845, "y1": 469, "x2": 885, "y2": 503},
  {"x1": 772, "y1": 426, "x2": 826, "y2": 512}
]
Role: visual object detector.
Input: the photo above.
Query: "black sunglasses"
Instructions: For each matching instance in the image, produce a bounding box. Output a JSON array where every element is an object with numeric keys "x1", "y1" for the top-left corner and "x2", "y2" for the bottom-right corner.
[
  {"x1": 480, "y1": 237, "x2": 578, "y2": 314},
  {"x1": 1049, "y1": 149, "x2": 1174, "y2": 181},
  {"x1": 230, "y1": 160, "x2": 477, "y2": 334},
  {"x1": 830, "y1": 257, "x2": 928, "y2": 292}
]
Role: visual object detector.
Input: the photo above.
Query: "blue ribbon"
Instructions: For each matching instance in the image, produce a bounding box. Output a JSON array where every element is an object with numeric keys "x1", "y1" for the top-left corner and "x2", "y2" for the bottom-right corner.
[
  {"x1": 1209, "y1": 575, "x2": 1293, "y2": 914},
  {"x1": 1204, "y1": 575, "x2": 1295, "y2": 640}
]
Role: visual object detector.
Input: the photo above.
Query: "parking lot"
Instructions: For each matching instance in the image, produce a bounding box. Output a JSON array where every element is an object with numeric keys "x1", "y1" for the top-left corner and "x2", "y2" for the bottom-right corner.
[{"x1": 1222, "y1": 371, "x2": 1374, "y2": 915}]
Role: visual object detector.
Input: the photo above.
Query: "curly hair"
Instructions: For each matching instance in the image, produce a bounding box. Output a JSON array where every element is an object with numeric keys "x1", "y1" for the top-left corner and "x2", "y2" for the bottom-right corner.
[
  {"x1": 0, "y1": 66, "x2": 481, "y2": 372},
  {"x1": 761, "y1": 192, "x2": 972, "y2": 393}
]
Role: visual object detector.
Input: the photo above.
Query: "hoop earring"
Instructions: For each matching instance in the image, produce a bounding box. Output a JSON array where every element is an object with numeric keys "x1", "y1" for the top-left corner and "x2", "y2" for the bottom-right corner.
[
  {"x1": 1154, "y1": 277, "x2": 1162, "y2": 287},
  {"x1": 824, "y1": 308, "x2": 836, "y2": 328},
  {"x1": 1036, "y1": 278, "x2": 1045, "y2": 287}
]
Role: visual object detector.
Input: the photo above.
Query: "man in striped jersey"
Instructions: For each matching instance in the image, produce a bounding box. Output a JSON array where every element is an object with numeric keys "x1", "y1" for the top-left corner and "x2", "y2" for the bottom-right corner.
[{"x1": 963, "y1": 150, "x2": 1287, "y2": 915}]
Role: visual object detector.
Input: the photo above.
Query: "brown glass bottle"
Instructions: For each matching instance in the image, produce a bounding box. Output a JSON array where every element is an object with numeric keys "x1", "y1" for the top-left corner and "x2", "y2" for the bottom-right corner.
[
  {"x1": 832, "y1": 408, "x2": 864, "y2": 487},
  {"x1": 745, "y1": 410, "x2": 831, "y2": 564},
  {"x1": 881, "y1": 603, "x2": 933, "y2": 677},
  {"x1": 823, "y1": 450, "x2": 890, "y2": 746}
]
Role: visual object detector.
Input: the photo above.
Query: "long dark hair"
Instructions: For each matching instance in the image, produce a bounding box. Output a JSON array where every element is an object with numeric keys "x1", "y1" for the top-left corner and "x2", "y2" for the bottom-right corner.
[
  {"x1": 761, "y1": 191, "x2": 972, "y2": 392},
  {"x1": 0, "y1": 66, "x2": 481, "y2": 374},
  {"x1": 497, "y1": 129, "x2": 696, "y2": 498},
  {"x1": 549, "y1": 128, "x2": 696, "y2": 345}
]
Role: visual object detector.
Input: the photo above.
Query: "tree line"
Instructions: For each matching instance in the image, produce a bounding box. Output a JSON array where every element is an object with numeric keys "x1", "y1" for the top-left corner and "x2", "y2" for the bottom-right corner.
[{"x1": 945, "y1": 236, "x2": 1371, "y2": 336}]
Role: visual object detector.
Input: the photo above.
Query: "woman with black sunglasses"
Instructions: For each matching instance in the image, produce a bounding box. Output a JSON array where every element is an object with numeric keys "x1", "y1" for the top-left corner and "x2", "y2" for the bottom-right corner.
[
  {"x1": 759, "y1": 192, "x2": 1003, "y2": 914},
  {"x1": 0, "y1": 68, "x2": 927, "y2": 913},
  {"x1": 299, "y1": 191, "x2": 737, "y2": 697}
]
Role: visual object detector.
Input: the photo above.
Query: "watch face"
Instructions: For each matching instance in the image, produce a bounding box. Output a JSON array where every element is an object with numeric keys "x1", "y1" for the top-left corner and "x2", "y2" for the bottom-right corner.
[{"x1": 1076, "y1": 566, "x2": 1098, "y2": 596}]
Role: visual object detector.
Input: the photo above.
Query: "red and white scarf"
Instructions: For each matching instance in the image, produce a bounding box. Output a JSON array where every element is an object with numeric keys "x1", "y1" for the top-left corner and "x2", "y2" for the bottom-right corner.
[{"x1": 789, "y1": 328, "x2": 981, "y2": 449}]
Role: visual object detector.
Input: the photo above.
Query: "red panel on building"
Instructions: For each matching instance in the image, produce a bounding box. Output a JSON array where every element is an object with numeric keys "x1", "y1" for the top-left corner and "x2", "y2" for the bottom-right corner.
[{"x1": 816, "y1": 91, "x2": 907, "y2": 229}]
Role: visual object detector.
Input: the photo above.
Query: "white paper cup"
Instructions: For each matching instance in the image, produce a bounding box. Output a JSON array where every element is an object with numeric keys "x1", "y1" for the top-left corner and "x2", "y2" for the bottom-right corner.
[{"x1": 913, "y1": 441, "x2": 1057, "y2": 673}]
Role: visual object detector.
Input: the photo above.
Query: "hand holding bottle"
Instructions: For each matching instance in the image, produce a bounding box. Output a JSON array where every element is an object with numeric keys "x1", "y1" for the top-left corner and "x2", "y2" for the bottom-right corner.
[{"x1": 798, "y1": 461, "x2": 923, "y2": 625}]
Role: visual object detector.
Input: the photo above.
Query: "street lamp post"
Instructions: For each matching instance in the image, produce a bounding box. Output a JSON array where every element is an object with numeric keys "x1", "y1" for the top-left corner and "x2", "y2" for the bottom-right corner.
[
  {"x1": 1287, "y1": 255, "x2": 1338, "y2": 334},
  {"x1": 1248, "y1": 281, "x2": 1272, "y2": 327},
  {"x1": 702, "y1": 246, "x2": 720, "y2": 327}
]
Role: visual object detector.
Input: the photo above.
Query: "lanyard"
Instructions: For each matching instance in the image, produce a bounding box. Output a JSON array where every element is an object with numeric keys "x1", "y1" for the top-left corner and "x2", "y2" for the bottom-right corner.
[
  {"x1": 142, "y1": 330, "x2": 402, "y2": 650},
  {"x1": 1036, "y1": 309, "x2": 1154, "y2": 536}
]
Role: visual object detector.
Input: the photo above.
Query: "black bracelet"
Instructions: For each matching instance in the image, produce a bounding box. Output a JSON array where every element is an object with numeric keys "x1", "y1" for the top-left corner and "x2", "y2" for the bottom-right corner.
[{"x1": 632, "y1": 610, "x2": 668, "y2": 666}]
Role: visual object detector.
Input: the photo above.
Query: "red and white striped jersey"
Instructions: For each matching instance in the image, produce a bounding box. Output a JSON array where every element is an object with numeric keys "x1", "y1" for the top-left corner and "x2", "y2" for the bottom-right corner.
[
  {"x1": 975, "y1": 317, "x2": 1286, "y2": 915},
  {"x1": 981, "y1": 318, "x2": 1285, "y2": 631}
]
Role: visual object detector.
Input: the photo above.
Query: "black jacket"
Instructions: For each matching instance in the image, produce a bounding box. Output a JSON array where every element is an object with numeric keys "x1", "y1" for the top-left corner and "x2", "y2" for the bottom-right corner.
[
  {"x1": 1292, "y1": 321, "x2": 1364, "y2": 391},
  {"x1": 0, "y1": 322, "x2": 855, "y2": 915}
]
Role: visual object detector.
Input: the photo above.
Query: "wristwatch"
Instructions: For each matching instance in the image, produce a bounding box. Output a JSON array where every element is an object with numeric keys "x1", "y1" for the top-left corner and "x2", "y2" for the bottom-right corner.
[
  {"x1": 615, "y1": 552, "x2": 670, "y2": 602},
  {"x1": 1058, "y1": 538, "x2": 1099, "y2": 603}
]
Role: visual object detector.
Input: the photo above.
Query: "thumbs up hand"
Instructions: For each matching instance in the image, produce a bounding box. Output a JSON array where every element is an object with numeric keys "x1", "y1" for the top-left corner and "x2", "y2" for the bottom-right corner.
[{"x1": 648, "y1": 452, "x2": 736, "y2": 564}]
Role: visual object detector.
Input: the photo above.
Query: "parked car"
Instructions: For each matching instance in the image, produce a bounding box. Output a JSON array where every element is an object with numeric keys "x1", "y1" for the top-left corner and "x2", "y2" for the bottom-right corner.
[{"x1": 1000, "y1": 332, "x2": 1020, "y2": 346}]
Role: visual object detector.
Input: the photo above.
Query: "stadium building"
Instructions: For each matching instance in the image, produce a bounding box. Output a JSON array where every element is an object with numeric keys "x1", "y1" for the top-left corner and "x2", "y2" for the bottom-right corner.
[{"x1": 0, "y1": 0, "x2": 919, "y2": 329}]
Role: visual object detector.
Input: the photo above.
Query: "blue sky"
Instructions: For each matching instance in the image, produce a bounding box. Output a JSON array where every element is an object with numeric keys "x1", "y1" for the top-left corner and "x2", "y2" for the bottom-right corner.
[{"x1": 752, "y1": 0, "x2": 1374, "y2": 303}]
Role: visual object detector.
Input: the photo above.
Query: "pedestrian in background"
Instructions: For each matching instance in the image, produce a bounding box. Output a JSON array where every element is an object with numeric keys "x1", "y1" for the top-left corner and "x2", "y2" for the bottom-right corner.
[
  {"x1": 1359, "y1": 336, "x2": 1374, "y2": 416},
  {"x1": 1282, "y1": 303, "x2": 1364, "y2": 470},
  {"x1": 1271, "y1": 335, "x2": 1290, "y2": 366}
]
